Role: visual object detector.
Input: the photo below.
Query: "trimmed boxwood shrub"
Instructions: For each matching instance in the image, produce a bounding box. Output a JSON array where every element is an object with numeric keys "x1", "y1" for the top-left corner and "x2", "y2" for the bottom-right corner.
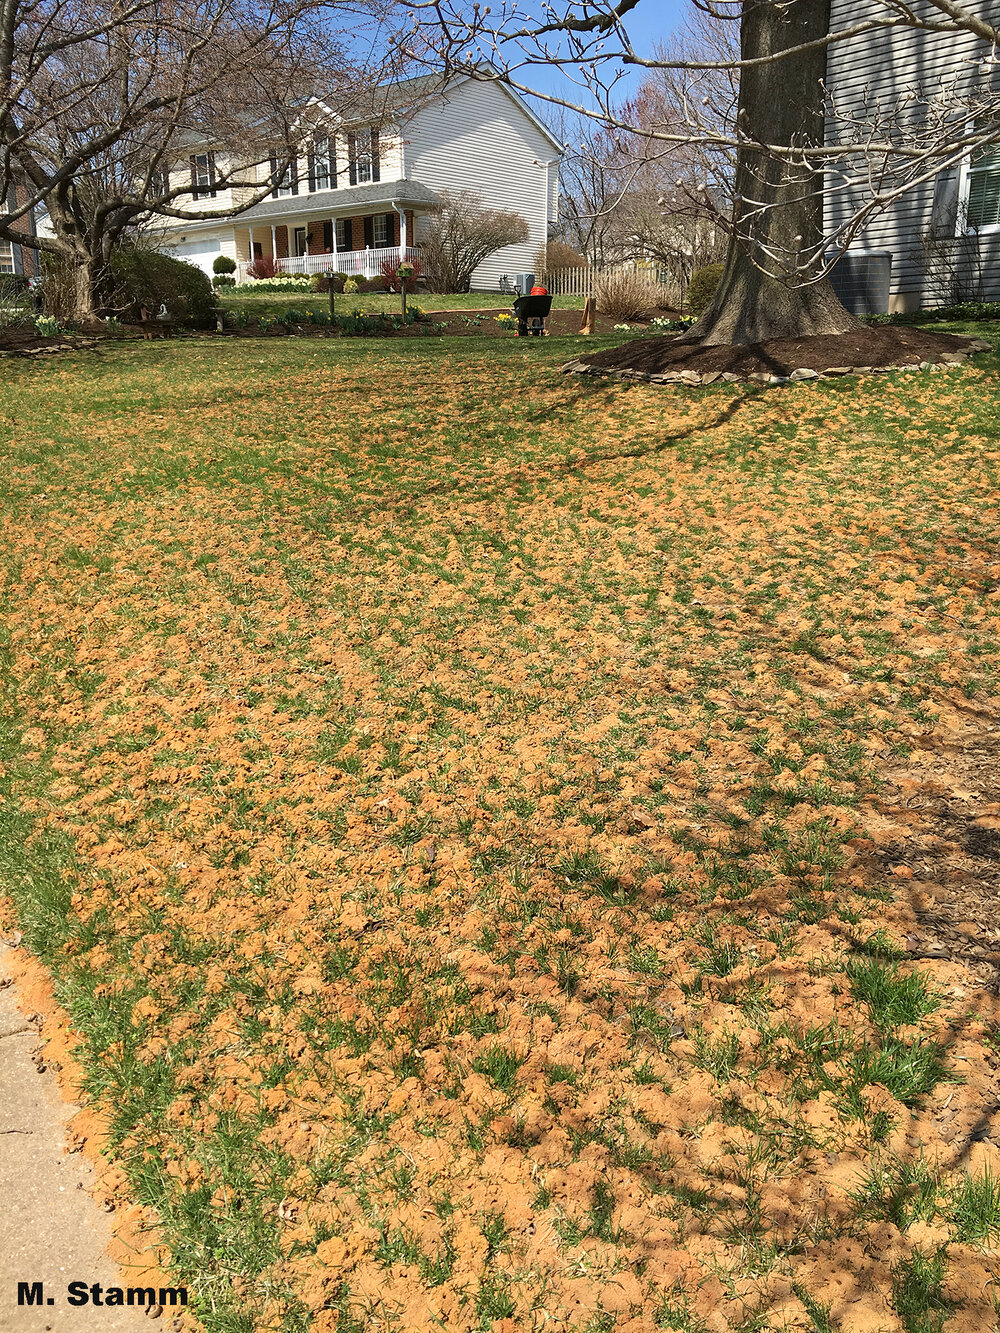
[
  {"x1": 108, "y1": 246, "x2": 216, "y2": 327},
  {"x1": 212, "y1": 274, "x2": 236, "y2": 288},
  {"x1": 686, "y1": 262, "x2": 725, "y2": 317},
  {"x1": 213, "y1": 254, "x2": 237, "y2": 275}
]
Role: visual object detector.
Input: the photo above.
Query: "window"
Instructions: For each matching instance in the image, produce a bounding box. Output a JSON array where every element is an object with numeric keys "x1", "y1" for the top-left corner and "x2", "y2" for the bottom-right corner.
[
  {"x1": 271, "y1": 156, "x2": 298, "y2": 198},
  {"x1": 966, "y1": 141, "x2": 1000, "y2": 229},
  {"x1": 190, "y1": 152, "x2": 216, "y2": 199},
  {"x1": 335, "y1": 218, "x2": 349, "y2": 250},
  {"x1": 372, "y1": 212, "x2": 390, "y2": 246},
  {"x1": 310, "y1": 137, "x2": 336, "y2": 191},
  {"x1": 293, "y1": 227, "x2": 307, "y2": 257},
  {"x1": 347, "y1": 130, "x2": 380, "y2": 186},
  {"x1": 0, "y1": 239, "x2": 12, "y2": 273},
  {"x1": 149, "y1": 165, "x2": 170, "y2": 197}
]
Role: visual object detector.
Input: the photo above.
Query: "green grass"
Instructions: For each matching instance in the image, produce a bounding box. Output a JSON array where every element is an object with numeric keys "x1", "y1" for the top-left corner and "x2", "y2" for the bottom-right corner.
[{"x1": 218, "y1": 288, "x2": 586, "y2": 320}]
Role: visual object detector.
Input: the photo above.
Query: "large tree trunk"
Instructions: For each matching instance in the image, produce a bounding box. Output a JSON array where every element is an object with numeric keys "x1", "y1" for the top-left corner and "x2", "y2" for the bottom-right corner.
[
  {"x1": 44, "y1": 183, "x2": 105, "y2": 326},
  {"x1": 690, "y1": 0, "x2": 859, "y2": 347}
]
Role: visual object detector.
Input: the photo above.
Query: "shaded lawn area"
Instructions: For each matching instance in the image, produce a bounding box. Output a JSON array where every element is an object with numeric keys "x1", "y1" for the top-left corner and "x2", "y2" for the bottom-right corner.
[
  {"x1": 218, "y1": 288, "x2": 587, "y2": 321},
  {"x1": 1, "y1": 332, "x2": 999, "y2": 1332}
]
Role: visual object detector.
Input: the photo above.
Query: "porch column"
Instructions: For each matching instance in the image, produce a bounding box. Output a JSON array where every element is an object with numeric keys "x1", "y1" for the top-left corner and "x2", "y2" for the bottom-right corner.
[
  {"x1": 399, "y1": 207, "x2": 407, "y2": 255},
  {"x1": 330, "y1": 217, "x2": 338, "y2": 264},
  {"x1": 270, "y1": 225, "x2": 277, "y2": 261}
]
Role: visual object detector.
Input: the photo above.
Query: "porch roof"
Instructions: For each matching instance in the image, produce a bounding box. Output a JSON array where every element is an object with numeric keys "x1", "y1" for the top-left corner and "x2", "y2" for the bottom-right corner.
[{"x1": 237, "y1": 178, "x2": 439, "y2": 224}]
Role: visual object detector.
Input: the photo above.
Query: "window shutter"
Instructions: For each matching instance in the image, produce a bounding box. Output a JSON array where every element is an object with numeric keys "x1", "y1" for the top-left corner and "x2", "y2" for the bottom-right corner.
[
  {"x1": 307, "y1": 150, "x2": 315, "y2": 193},
  {"x1": 290, "y1": 156, "x2": 298, "y2": 195},
  {"x1": 190, "y1": 155, "x2": 199, "y2": 193},
  {"x1": 370, "y1": 129, "x2": 380, "y2": 182},
  {"x1": 929, "y1": 169, "x2": 960, "y2": 238},
  {"x1": 270, "y1": 156, "x2": 278, "y2": 197},
  {"x1": 363, "y1": 215, "x2": 373, "y2": 248},
  {"x1": 330, "y1": 138, "x2": 338, "y2": 189},
  {"x1": 348, "y1": 134, "x2": 357, "y2": 186}
]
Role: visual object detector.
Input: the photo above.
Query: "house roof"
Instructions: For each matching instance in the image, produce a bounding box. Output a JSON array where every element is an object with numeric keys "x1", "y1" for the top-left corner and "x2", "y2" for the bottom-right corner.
[{"x1": 237, "y1": 178, "x2": 440, "y2": 222}]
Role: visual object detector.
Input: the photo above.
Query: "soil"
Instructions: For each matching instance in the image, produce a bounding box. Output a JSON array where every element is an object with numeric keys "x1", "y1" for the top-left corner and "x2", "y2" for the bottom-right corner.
[
  {"x1": 573, "y1": 325, "x2": 982, "y2": 377},
  {"x1": 859, "y1": 708, "x2": 1000, "y2": 994}
]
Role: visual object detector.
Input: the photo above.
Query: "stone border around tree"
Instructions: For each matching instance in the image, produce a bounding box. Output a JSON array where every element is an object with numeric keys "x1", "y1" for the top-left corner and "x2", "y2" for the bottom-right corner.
[{"x1": 561, "y1": 338, "x2": 993, "y2": 386}]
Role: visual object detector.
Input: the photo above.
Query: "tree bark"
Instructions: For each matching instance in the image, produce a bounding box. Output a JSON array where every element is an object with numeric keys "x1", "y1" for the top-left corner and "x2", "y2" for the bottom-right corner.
[{"x1": 689, "y1": 0, "x2": 859, "y2": 346}]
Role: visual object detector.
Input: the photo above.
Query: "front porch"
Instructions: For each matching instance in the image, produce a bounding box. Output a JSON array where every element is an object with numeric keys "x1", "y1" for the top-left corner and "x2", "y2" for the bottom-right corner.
[
  {"x1": 233, "y1": 244, "x2": 420, "y2": 283},
  {"x1": 234, "y1": 205, "x2": 422, "y2": 283}
]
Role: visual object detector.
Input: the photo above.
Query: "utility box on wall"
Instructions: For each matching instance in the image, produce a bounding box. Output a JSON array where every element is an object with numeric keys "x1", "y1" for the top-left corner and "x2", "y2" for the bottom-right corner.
[{"x1": 827, "y1": 250, "x2": 893, "y2": 316}]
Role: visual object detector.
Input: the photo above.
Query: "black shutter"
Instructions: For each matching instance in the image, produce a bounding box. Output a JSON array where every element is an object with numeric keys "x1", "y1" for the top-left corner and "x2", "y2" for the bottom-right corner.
[
  {"x1": 330, "y1": 138, "x2": 338, "y2": 189},
  {"x1": 307, "y1": 150, "x2": 315, "y2": 193},
  {"x1": 347, "y1": 133, "x2": 357, "y2": 186},
  {"x1": 323, "y1": 220, "x2": 332, "y2": 250},
  {"x1": 370, "y1": 129, "x2": 380, "y2": 182},
  {"x1": 363, "y1": 215, "x2": 373, "y2": 248},
  {"x1": 270, "y1": 155, "x2": 278, "y2": 197},
  {"x1": 290, "y1": 155, "x2": 298, "y2": 195},
  {"x1": 190, "y1": 155, "x2": 198, "y2": 194}
]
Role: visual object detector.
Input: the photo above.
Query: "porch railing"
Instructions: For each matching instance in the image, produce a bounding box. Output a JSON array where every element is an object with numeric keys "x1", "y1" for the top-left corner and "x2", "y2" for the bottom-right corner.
[{"x1": 235, "y1": 246, "x2": 419, "y2": 283}]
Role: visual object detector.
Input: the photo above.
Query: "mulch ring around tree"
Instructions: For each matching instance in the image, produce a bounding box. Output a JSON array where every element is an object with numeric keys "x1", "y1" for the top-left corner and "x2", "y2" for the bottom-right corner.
[{"x1": 563, "y1": 324, "x2": 992, "y2": 385}]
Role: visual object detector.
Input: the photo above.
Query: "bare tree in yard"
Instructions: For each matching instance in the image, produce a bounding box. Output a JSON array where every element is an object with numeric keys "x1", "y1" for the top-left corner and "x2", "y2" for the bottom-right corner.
[
  {"x1": 1, "y1": 0, "x2": 401, "y2": 322},
  {"x1": 419, "y1": 190, "x2": 530, "y2": 291},
  {"x1": 406, "y1": 0, "x2": 1000, "y2": 346}
]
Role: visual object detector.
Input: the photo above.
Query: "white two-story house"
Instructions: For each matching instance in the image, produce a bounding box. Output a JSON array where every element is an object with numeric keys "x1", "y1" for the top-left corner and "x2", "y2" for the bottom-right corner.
[{"x1": 159, "y1": 72, "x2": 562, "y2": 290}]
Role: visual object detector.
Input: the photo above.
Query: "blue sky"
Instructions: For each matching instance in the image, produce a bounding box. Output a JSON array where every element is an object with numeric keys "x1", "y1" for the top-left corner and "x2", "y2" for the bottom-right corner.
[{"x1": 494, "y1": 0, "x2": 691, "y2": 136}]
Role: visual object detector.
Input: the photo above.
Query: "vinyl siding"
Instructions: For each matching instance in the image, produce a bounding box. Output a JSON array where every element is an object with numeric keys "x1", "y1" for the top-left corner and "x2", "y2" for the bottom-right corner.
[
  {"x1": 826, "y1": 0, "x2": 1000, "y2": 305},
  {"x1": 404, "y1": 79, "x2": 556, "y2": 288}
]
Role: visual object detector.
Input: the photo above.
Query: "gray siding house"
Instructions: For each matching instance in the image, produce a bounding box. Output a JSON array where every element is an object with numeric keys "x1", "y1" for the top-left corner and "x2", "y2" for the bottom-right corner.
[{"x1": 826, "y1": 0, "x2": 1000, "y2": 310}]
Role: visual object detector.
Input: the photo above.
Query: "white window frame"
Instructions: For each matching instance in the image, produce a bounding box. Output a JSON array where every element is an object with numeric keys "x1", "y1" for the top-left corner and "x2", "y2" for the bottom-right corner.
[
  {"x1": 0, "y1": 238, "x2": 13, "y2": 273},
  {"x1": 335, "y1": 218, "x2": 349, "y2": 250},
  {"x1": 372, "y1": 213, "x2": 389, "y2": 246},
  {"x1": 191, "y1": 152, "x2": 216, "y2": 200},
  {"x1": 957, "y1": 140, "x2": 1000, "y2": 235},
  {"x1": 293, "y1": 226, "x2": 307, "y2": 257},
  {"x1": 274, "y1": 158, "x2": 297, "y2": 198},
  {"x1": 312, "y1": 137, "x2": 334, "y2": 192}
]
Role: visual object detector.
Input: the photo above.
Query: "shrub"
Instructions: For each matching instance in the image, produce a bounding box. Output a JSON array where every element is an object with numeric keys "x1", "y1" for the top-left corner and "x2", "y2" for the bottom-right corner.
[
  {"x1": 343, "y1": 277, "x2": 360, "y2": 294},
  {"x1": 365, "y1": 275, "x2": 386, "y2": 293},
  {"x1": 247, "y1": 256, "x2": 279, "y2": 280},
  {"x1": 686, "y1": 262, "x2": 725, "y2": 317},
  {"x1": 311, "y1": 272, "x2": 347, "y2": 294},
  {"x1": 380, "y1": 256, "x2": 425, "y2": 292},
  {"x1": 535, "y1": 240, "x2": 587, "y2": 274},
  {"x1": 420, "y1": 190, "x2": 530, "y2": 292},
  {"x1": 107, "y1": 246, "x2": 215, "y2": 327},
  {"x1": 212, "y1": 274, "x2": 236, "y2": 288},
  {"x1": 594, "y1": 268, "x2": 665, "y2": 321},
  {"x1": 212, "y1": 255, "x2": 237, "y2": 275},
  {"x1": 0, "y1": 275, "x2": 33, "y2": 328}
]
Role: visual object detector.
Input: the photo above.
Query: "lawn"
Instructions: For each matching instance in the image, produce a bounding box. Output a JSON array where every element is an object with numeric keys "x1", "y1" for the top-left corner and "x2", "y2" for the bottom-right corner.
[
  {"x1": 1, "y1": 331, "x2": 999, "y2": 1333},
  {"x1": 218, "y1": 288, "x2": 587, "y2": 321}
]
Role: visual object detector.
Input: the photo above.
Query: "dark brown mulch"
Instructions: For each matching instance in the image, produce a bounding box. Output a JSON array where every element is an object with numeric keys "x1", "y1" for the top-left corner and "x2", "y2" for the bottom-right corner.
[
  {"x1": 576, "y1": 325, "x2": 982, "y2": 377},
  {"x1": 0, "y1": 326, "x2": 103, "y2": 354},
  {"x1": 421, "y1": 308, "x2": 651, "y2": 338}
]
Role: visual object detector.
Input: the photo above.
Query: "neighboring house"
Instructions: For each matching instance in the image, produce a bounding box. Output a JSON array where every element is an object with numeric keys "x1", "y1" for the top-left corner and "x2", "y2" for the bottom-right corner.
[
  {"x1": 826, "y1": 0, "x2": 1000, "y2": 311},
  {"x1": 2, "y1": 184, "x2": 38, "y2": 278},
  {"x1": 157, "y1": 72, "x2": 561, "y2": 290}
]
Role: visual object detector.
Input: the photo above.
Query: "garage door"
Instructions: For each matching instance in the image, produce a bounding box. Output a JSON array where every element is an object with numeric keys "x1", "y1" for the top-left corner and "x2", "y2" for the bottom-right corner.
[{"x1": 167, "y1": 238, "x2": 222, "y2": 275}]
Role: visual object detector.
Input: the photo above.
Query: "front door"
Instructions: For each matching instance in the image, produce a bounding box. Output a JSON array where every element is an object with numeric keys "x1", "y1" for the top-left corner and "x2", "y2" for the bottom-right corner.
[{"x1": 293, "y1": 227, "x2": 307, "y2": 257}]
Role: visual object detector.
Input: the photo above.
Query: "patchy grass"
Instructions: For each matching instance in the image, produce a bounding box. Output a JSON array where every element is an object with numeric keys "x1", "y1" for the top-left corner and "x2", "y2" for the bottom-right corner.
[
  {"x1": 218, "y1": 287, "x2": 587, "y2": 321},
  {"x1": 0, "y1": 329, "x2": 998, "y2": 1331}
]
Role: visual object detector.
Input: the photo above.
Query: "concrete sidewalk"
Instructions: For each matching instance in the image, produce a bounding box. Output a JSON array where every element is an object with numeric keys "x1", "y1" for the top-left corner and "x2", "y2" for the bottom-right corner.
[{"x1": 0, "y1": 942, "x2": 152, "y2": 1332}]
